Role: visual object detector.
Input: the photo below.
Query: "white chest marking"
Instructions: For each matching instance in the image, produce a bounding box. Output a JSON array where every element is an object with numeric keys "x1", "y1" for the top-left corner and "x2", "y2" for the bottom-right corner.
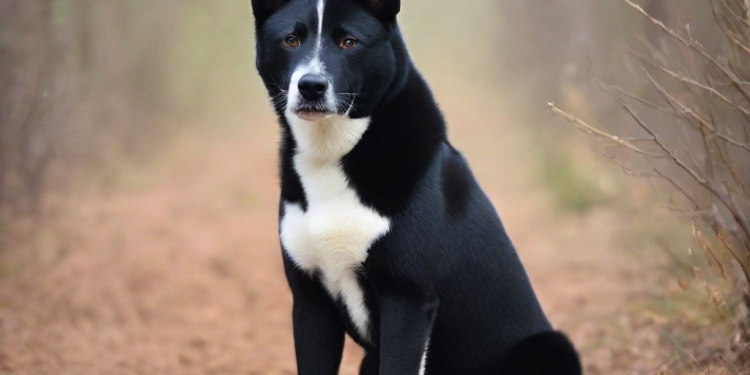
[{"x1": 280, "y1": 114, "x2": 390, "y2": 342}]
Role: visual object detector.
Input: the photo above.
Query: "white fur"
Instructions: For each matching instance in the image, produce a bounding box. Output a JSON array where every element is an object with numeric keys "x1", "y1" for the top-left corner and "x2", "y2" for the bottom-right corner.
[
  {"x1": 419, "y1": 337, "x2": 430, "y2": 375},
  {"x1": 280, "y1": 0, "x2": 389, "y2": 346},
  {"x1": 280, "y1": 111, "x2": 390, "y2": 342},
  {"x1": 287, "y1": 62, "x2": 337, "y2": 119},
  {"x1": 286, "y1": 0, "x2": 344, "y2": 119},
  {"x1": 316, "y1": 0, "x2": 325, "y2": 53}
]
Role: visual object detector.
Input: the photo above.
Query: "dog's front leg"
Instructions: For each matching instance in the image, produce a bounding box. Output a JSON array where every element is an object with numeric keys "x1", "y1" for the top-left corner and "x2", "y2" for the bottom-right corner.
[
  {"x1": 284, "y1": 257, "x2": 345, "y2": 375},
  {"x1": 379, "y1": 292, "x2": 438, "y2": 375}
]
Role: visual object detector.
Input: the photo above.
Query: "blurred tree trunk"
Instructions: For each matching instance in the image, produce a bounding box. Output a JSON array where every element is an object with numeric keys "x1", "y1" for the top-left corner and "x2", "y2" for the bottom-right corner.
[
  {"x1": 0, "y1": 0, "x2": 53, "y2": 213},
  {"x1": 69, "y1": 0, "x2": 184, "y2": 157},
  {"x1": 86, "y1": 0, "x2": 133, "y2": 154}
]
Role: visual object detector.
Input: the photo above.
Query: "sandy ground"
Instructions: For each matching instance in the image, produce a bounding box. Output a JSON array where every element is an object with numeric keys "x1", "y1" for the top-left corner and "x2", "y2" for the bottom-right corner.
[{"x1": 0, "y1": 77, "x2": 710, "y2": 375}]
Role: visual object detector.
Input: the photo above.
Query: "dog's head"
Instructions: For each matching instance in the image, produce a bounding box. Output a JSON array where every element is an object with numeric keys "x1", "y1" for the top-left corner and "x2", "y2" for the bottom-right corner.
[{"x1": 251, "y1": 0, "x2": 406, "y2": 122}]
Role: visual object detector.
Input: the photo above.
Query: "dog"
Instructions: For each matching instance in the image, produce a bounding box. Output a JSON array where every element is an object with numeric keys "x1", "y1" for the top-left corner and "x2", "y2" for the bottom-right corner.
[{"x1": 250, "y1": 0, "x2": 583, "y2": 374}]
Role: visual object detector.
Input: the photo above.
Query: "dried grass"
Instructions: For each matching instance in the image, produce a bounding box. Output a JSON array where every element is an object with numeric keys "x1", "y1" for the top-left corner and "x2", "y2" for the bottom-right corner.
[{"x1": 552, "y1": 0, "x2": 750, "y2": 371}]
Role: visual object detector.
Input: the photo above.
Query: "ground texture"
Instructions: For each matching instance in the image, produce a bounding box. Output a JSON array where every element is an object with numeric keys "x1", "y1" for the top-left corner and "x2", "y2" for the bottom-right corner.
[{"x1": 0, "y1": 79, "x2": 713, "y2": 375}]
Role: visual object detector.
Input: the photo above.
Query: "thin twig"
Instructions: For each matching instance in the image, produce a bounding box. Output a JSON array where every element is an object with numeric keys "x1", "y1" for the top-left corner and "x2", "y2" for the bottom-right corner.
[
  {"x1": 548, "y1": 103, "x2": 656, "y2": 156},
  {"x1": 623, "y1": 0, "x2": 750, "y2": 105},
  {"x1": 644, "y1": 69, "x2": 750, "y2": 153},
  {"x1": 655, "y1": 168, "x2": 701, "y2": 210}
]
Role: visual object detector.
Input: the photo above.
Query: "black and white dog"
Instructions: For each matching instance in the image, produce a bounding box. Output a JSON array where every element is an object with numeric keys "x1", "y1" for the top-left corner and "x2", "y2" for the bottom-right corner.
[{"x1": 251, "y1": 0, "x2": 582, "y2": 374}]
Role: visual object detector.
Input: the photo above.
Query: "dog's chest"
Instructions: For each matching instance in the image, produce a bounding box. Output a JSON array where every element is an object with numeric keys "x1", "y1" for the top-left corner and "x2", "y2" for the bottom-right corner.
[
  {"x1": 280, "y1": 158, "x2": 390, "y2": 273},
  {"x1": 280, "y1": 120, "x2": 390, "y2": 341}
]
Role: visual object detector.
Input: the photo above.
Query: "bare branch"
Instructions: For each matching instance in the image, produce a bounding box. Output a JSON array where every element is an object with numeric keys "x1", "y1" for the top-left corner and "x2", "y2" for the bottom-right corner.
[
  {"x1": 727, "y1": 186, "x2": 750, "y2": 244},
  {"x1": 655, "y1": 168, "x2": 701, "y2": 210},
  {"x1": 623, "y1": 0, "x2": 750, "y2": 104},
  {"x1": 547, "y1": 103, "x2": 657, "y2": 156},
  {"x1": 610, "y1": 90, "x2": 742, "y2": 217},
  {"x1": 644, "y1": 69, "x2": 750, "y2": 153},
  {"x1": 719, "y1": 231, "x2": 750, "y2": 285},
  {"x1": 646, "y1": 57, "x2": 750, "y2": 120},
  {"x1": 716, "y1": 139, "x2": 750, "y2": 199}
]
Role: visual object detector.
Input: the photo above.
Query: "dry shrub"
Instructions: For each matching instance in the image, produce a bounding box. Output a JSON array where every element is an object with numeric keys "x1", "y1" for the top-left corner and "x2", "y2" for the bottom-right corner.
[{"x1": 551, "y1": 0, "x2": 750, "y2": 369}]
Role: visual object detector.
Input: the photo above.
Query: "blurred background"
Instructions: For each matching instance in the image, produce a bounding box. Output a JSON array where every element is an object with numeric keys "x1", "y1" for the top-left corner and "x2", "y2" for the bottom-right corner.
[{"x1": 1, "y1": 0, "x2": 749, "y2": 374}]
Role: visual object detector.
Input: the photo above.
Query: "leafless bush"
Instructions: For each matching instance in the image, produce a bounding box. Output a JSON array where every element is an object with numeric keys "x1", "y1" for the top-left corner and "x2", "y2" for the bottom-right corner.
[{"x1": 551, "y1": 0, "x2": 750, "y2": 367}]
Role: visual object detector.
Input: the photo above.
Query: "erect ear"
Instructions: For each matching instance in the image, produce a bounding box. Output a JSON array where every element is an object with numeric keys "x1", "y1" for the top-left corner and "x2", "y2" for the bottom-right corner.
[
  {"x1": 251, "y1": 0, "x2": 289, "y2": 27},
  {"x1": 361, "y1": 0, "x2": 401, "y2": 24}
]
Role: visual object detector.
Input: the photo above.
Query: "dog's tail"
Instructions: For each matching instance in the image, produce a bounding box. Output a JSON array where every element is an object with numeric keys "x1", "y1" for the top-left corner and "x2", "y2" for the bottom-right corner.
[{"x1": 498, "y1": 330, "x2": 582, "y2": 375}]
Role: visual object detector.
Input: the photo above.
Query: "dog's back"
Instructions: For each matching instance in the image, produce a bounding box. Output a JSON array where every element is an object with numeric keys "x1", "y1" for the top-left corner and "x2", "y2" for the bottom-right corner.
[
  {"x1": 252, "y1": 0, "x2": 582, "y2": 373},
  {"x1": 360, "y1": 114, "x2": 579, "y2": 374}
]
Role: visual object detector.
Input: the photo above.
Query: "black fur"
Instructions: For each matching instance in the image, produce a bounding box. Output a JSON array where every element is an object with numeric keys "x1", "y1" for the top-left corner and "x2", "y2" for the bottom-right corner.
[
  {"x1": 253, "y1": 0, "x2": 583, "y2": 374},
  {"x1": 498, "y1": 331, "x2": 583, "y2": 375},
  {"x1": 441, "y1": 145, "x2": 472, "y2": 219}
]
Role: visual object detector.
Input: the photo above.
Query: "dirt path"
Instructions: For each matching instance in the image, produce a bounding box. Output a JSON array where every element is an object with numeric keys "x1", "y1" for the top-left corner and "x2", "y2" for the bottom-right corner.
[{"x1": 0, "y1": 77, "x2": 671, "y2": 375}]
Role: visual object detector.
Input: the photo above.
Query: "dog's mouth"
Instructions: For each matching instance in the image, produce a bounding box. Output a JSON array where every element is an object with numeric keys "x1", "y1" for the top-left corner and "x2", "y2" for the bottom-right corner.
[{"x1": 292, "y1": 101, "x2": 335, "y2": 121}]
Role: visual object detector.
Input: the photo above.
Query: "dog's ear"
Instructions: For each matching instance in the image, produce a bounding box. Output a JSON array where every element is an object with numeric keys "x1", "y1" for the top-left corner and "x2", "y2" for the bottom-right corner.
[
  {"x1": 251, "y1": 0, "x2": 289, "y2": 27},
  {"x1": 362, "y1": 0, "x2": 400, "y2": 24}
]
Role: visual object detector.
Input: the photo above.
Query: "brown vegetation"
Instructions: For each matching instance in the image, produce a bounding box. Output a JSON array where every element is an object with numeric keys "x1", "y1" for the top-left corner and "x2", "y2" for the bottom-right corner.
[{"x1": 552, "y1": 0, "x2": 750, "y2": 370}]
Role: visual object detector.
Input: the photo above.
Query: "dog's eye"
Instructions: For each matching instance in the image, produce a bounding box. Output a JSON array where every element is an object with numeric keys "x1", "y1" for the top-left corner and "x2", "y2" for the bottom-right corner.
[
  {"x1": 285, "y1": 35, "x2": 300, "y2": 47},
  {"x1": 340, "y1": 37, "x2": 357, "y2": 50}
]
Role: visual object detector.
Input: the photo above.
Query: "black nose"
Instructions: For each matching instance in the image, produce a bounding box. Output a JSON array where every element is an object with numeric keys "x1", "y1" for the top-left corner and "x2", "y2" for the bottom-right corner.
[{"x1": 298, "y1": 74, "x2": 328, "y2": 101}]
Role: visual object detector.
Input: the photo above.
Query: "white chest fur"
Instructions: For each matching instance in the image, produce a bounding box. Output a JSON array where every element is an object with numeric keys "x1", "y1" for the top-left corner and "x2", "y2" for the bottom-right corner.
[{"x1": 279, "y1": 115, "x2": 391, "y2": 342}]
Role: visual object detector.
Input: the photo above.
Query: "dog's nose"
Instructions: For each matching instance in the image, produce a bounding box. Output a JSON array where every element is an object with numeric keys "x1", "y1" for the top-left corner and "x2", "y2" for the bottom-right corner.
[{"x1": 298, "y1": 74, "x2": 328, "y2": 101}]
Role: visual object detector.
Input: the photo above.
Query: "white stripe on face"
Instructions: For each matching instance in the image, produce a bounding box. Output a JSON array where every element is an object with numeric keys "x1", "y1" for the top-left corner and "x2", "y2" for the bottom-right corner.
[
  {"x1": 284, "y1": 0, "x2": 345, "y2": 122},
  {"x1": 316, "y1": 0, "x2": 325, "y2": 54},
  {"x1": 310, "y1": 0, "x2": 325, "y2": 80}
]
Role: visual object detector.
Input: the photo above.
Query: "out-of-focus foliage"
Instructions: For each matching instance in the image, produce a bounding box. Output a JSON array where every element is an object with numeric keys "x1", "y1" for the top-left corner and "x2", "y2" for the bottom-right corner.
[
  {"x1": 1, "y1": 0, "x2": 263, "y2": 217},
  {"x1": 0, "y1": 0, "x2": 53, "y2": 213},
  {"x1": 50, "y1": 0, "x2": 259, "y2": 158}
]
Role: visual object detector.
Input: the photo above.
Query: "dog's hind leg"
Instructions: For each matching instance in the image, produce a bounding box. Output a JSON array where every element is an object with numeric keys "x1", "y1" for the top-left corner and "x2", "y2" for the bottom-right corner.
[
  {"x1": 359, "y1": 350, "x2": 379, "y2": 375},
  {"x1": 498, "y1": 331, "x2": 582, "y2": 375}
]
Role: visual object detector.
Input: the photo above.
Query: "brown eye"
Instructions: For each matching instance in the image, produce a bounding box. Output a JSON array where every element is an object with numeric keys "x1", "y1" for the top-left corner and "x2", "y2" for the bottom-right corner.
[
  {"x1": 285, "y1": 35, "x2": 300, "y2": 47},
  {"x1": 340, "y1": 37, "x2": 357, "y2": 50}
]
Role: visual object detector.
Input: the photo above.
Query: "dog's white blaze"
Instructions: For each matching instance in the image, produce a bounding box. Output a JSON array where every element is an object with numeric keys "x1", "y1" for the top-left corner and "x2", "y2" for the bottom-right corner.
[
  {"x1": 307, "y1": 0, "x2": 325, "y2": 82},
  {"x1": 316, "y1": 0, "x2": 325, "y2": 53},
  {"x1": 419, "y1": 337, "x2": 430, "y2": 375},
  {"x1": 285, "y1": 0, "x2": 339, "y2": 117},
  {"x1": 280, "y1": 113, "x2": 389, "y2": 342}
]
